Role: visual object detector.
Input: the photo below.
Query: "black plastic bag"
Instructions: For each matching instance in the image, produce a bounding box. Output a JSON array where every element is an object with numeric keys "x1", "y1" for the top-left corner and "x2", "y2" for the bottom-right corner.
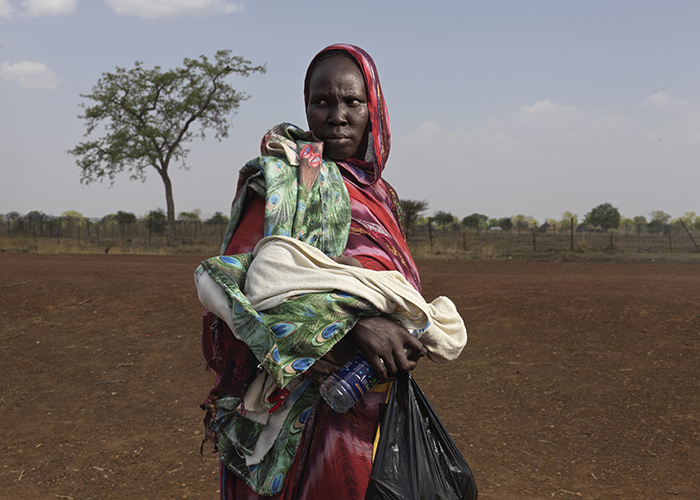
[{"x1": 365, "y1": 373, "x2": 478, "y2": 500}]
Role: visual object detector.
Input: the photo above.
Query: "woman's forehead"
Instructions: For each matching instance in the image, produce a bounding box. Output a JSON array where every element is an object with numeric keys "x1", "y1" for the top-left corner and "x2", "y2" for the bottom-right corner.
[{"x1": 307, "y1": 57, "x2": 366, "y2": 93}]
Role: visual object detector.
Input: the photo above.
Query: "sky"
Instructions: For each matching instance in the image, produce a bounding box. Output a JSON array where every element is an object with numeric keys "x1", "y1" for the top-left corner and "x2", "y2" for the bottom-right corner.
[{"x1": 1, "y1": 0, "x2": 700, "y2": 224}]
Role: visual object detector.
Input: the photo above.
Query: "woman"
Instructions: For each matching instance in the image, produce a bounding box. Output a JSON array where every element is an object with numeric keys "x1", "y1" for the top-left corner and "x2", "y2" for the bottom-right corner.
[{"x1": 197, "y1": 44, "x2": 464, "y2": 499}]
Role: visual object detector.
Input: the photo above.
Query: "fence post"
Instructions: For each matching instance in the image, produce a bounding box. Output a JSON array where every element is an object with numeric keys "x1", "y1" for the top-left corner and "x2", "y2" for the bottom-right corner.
[
  {"x1": 428, "y1": 218, "x2": 433, "y2": 253},
  {"x1": 532, "y1": 230, "x2": 537, "y2": 253},
  {"x1": 462, "y1": 227, "x2": 466, "y2": 251},
  {"x1": 678, "y1": 219, "x2": 700, "y2": 252},
  {"x1": 668, "y1": 230, "x2": 672, "y2": 252},
  {"x1": 570, "y1": 217, "x2": 574, "y2": 250}
]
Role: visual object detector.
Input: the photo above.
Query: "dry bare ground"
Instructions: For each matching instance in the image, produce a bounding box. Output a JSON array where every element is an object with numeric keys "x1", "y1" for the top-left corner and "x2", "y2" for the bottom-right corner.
[{"x1": 0, "y1": 253, "x2": 698, "y2": 499}]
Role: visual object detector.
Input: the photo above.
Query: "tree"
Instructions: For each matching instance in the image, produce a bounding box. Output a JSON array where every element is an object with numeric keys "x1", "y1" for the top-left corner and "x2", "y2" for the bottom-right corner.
[
  {"x1": 499, "y1": 217, "x2": 513, "y2": 232},
  {"x1": 633, "y1": 215, "x2": 647, "y2": 235},
  {"x1": 399, "y1": 199, "x2": 429, "y2": 235},
  {"x1": 462, "y1": 213, "x2": 487, "y2": 231},
  {"x1": 69, "y1": 50, "x2": 266, "y2": 243},
  {"x1": 62, "y1": 210, "x2": 85, "y2": 223},
  {"x1": 5, "y1": 211, "x2": 20, "y2": 233},
  {"x1": 584, "y1": 203, "x2": 620, "y2": 232},
  {"x1": 511, "y1": 214, "x2": 532, "y2": 234},
  {"x1": 487, "y1": 218, "x2": 500, "y2": 229},
  {"x1": 692, "y1": 215, "x2": 700, "y2": 231},
  {"x1": 116, "y1": 210, "x2": 136, "y2": 224},
  {"x1": 433, "y1": 210, "x2": 454, "y2": 231},
  {"x1": 648, "y1": 210, "x2": 671, "y2": 233},
  {"x1": 559, "y1": 211, "x2": 578, "y2": 231},
  {"x1": 146, "y1": 208, "x2": 167, "y2": 235},
  {"x1": 545, "y1": 218, "x2": 558, "y2": 233},
  {"x1": 178, "y1": 208, "x2": 202, "y2": 223},
  {"x1": 205, "y1": 211, "x2": 229, "y2": 225},
  {"x1": 678, "y1": 212, "x2": 696, "y2": 229},
  {"x1": 619, "y1": 216, "x2": 634, "y2": 234},
  {"x1": 26, "y1": 210, "x2": 48, "y2": 224}
]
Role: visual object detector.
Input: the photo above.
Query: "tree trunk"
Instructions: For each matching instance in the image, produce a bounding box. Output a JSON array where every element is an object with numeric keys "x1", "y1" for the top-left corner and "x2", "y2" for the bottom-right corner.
[{"x1": 160, "y1": 169, "x2": 176, "y2": 244}]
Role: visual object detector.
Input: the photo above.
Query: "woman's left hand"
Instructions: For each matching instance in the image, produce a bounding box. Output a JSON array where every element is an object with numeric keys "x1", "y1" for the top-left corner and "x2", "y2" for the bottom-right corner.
[{"x1": 346, "y1": 315, "x2": 427, "y2": 381}]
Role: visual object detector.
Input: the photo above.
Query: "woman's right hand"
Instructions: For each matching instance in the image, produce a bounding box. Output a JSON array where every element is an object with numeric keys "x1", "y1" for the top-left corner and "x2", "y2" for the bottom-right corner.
[{"x1": 346, "y1": 315, "x2": 426, "y2": 381}]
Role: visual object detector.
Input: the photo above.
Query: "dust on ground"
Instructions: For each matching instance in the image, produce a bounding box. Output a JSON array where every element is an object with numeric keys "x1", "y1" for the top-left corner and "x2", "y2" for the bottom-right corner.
[{"x1": 1, "y1": 254, "x2": 698, "y2": 499}]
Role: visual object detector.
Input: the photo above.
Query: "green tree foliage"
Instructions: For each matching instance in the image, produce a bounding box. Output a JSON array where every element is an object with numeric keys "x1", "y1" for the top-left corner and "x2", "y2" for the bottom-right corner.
[
  {"x1": 693, "y1": 215, "x2": 700, "y2": 231},
  {"x1": 61, "y1": 210, "x2": 85, "y2": 223},
  {"x1": 26, "y1": 211, "x2": 48, "y2": 224},
  {"x1": 462, "y1": 213, "x2": 487, "y2": 230},
  {"x1": 511, "y1": 214, "x2": 532, "y2": 233},
  {"x1": 559, "y1": 211, "x2": 578, "y2": 231},
  {"x1": 584, "y1": 203, "x2": 620, "y2": 231},
  {"x1": 178, "y1": 208, "x2": 202, "y2": 223},
  {"x1": 116, "y1": 211, "x2": 137, "y2": 229},
  {"x1": 487, "y1": 218, "x2": 500, "y2": 228},
  {"x1": 499, "y1": 217, "x2": 513, "y2": 232},
  {"x1": 633, "y1": 215, "x2": 647, "y2": 235},
  {"x1": 648, "y1": 210, "x2": 671, "y2": 233},
  {"x1": 433, "y1": 210, "x2": 455, "y2": 231},
  {"x1": 677, "y1": 212, "x2": 696, "y2": 229},
  {"x1": 619, "y1": 217, "x2": 634, "y2": 233},
  {"x1": 399, "y1": 199, "x2": 429, "y2": 234},
  {"x1": 205, "y1": 211, "x2": 229, "y2": 225},
  {"x1": 146, "y1": 208, "x2": 167, "y2": 235},
  {"x1": 671, "y1": 211, "x2": 696, "y2": 233},
  {"x1": 68, "y1": 50, "x2": 266, "y2": 242}
]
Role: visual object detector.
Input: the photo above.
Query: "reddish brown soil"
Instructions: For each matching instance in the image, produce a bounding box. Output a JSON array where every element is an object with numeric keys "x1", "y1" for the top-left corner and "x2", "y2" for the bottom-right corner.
[{"x1": 1, "y1": 254, "x2": 698, "y2": 499}]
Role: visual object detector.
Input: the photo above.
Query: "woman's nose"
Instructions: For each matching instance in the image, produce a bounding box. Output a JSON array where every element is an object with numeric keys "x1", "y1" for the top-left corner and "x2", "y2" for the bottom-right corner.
[{"x1": 328, "y1": 105, "x2": 347, "y2": 125}]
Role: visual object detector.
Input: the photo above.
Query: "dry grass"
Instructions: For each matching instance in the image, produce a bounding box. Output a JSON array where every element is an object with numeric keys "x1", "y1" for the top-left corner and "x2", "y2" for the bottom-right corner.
[
  {"x1": 3, "y1": 231, "x2": 700, "y2": 264},
  {"x1": 406, "y1": 230, "x2": 700, "y2": 263},
  {"x1": 0, "y1": 236, "x2": 221, "y2": 256}
]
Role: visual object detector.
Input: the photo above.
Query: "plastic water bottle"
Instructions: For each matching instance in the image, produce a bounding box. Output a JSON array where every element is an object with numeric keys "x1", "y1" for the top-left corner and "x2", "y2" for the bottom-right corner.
[
  {"x1": 320, "y1": 352, "x2": 377, "y2": 413},
  {"x1": 320, "y1": 329, "x2": 421, "y2": 413}
]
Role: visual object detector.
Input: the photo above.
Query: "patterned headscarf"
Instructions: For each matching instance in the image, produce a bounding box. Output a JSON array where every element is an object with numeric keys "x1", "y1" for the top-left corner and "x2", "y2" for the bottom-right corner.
[
  {"x1": 304, "y1": 44, "x2": 391, "y2": 186},
  {"x1": 305, "y1": 44, "x2": 421, "y2": 291}
]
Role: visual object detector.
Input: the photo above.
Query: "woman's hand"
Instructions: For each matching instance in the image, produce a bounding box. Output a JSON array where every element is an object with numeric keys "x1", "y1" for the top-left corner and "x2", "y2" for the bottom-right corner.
[{"x1": 346, "y1": 316, "x2": 427, "y2": 381}]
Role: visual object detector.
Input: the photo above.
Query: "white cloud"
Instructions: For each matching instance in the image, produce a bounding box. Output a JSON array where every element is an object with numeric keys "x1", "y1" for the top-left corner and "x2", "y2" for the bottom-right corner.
[
  {"x1": 0, "y1": 0, "x2": 15, "y2": 18},
  {"x1": 641, "y1": 92, "x2": 692, "y2": 114},
  {"x1": 0, "y1": 61, "x2": 61, "y2": 88},
  {"x1": 105, "y1": 0, "x2": 244, "y2": 18},
  {"x1": 19, "y1": 0, "x2": 77, "y2": 16},
  {"x1": 388, "y1": 95, "x2": 700, "y2": 222}
]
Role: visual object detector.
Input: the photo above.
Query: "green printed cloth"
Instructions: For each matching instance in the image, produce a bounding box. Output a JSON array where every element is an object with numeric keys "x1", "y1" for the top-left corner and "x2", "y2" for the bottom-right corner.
[
  {"x1": 220, "y1": 123, "x2": 351, "y2": 258},
  {"x1": 196, "y1": 124, "x2": 381, "y2": 495},
  {"x1": 200, "y1": 254, "x2": 379, "y2": 390}
]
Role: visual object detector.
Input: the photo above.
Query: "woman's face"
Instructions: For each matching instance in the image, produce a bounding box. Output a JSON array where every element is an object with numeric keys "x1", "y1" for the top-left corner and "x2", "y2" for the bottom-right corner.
[{"x1": 306, "y1": 56, "x2": 369, "y2": 161}]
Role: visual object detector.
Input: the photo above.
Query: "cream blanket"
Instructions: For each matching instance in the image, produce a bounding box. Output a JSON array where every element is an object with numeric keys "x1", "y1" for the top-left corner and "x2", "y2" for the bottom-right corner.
[{"x1": 244, "y1": 235, "x2": 467, "y2": 363}]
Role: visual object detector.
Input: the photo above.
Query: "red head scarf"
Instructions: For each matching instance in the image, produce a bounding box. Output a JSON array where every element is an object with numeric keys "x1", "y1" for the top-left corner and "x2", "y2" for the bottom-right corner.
[
  {"x1": 305, "y1": 44, "x2": 421, "y2": 291},
  {"x1": 304, "y1": 43, "x2": 391, "y2": 186}
]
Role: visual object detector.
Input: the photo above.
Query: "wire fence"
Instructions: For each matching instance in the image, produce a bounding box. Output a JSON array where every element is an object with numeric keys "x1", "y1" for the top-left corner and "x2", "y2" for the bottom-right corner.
[
  {"x1": 406, "y1": 223, "x2": 700, "y2": 258},
  {"x1": 2, "y1": 216, "x2": 700, "y2": 257},
  {"x1": 0, "y1": 217, "x2": 228, "y2": 254}
]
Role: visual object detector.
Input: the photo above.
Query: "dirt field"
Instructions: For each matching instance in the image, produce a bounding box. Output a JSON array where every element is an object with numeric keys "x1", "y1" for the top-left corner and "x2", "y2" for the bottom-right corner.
[{"x1": 1, "y1": 253, "x2": 698, "y2": 499}]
